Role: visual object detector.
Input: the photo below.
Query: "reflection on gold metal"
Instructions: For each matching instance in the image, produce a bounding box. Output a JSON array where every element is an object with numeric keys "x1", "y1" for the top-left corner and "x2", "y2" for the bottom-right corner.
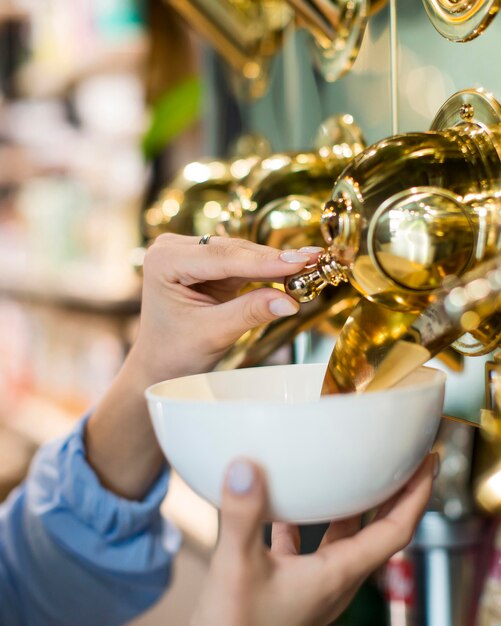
[
  {"x1": 286, "y1": 88, "x2": 501, "y2": 358},
  {"x1": 286, "y1": 0, "x2": 387, "y2": 82},
  {"x1": 436, "y1": 347, "x2": 464, "y2": 372},
  {"x1": 167, "y1": 0, "x2": 293, "y2": 99},
  {"x1": 143, "y1": 134, "x2": 271, "y2": 240},
  {"x1": 221, "y1": 114, "x2": 366, "y2": 243},
  {"x1": 320, "y1": 298, "x2": 418, "y2": 394},
  {"x1": 250, "y1": 195, "x2": 325, "y2": 249},
  {"x1": 422, "y1": 0, "x2": 500, "y2": 42},
  {"x1": 321, "y1": 255, "x2": 501, "y2": 428}
]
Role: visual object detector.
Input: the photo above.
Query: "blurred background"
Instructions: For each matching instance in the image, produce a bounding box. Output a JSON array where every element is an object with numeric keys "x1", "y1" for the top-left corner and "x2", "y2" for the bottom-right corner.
[{"x1": 2, "y1": 1, "x2": 501, "y2": 625}]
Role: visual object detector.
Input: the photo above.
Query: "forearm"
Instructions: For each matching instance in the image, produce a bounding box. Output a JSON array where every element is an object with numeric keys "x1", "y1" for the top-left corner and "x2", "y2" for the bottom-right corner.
[{"x1": 85, "y1": 348, "x2": 167, "y2": 501}]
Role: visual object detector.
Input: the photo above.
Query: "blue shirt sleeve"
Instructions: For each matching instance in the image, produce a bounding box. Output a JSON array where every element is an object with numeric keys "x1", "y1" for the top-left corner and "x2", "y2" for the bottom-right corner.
[{"x1": 0, "y1": 415, "x2": 181, "y2": 626}]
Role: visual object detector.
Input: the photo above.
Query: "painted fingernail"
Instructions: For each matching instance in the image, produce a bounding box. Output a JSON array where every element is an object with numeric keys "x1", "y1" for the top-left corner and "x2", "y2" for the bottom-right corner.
[
  {"x1": 432, "y1": 453, "x2": 440, "y2": 479},
  {"x1": 269, "y1": 298, "x2": 299, "y2": 317},
  {"x1": 299, "y1": 246, "x2": 324, "y2": 254},
  {"x1": 280, "y1": 250, "x2": 310, "y2": 263},
  {"x1": 227, "y1": 460, "x2": 255, "y2": 494}
]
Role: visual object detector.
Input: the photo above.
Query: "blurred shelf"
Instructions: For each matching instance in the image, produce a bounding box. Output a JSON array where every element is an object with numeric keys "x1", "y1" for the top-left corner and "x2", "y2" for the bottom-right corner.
[
  {"x1": 15, "y1": 34, "x2": 148, "y2": 97},
  {"x1": 0, "y1": 393, "x2": 80, "y2": 447},
  {"x1": 0, "y1": 423, "x2": 35, "y2": 501},
  {"x1": 0, "y1": 277, "x2": 141, "y2": 315}
]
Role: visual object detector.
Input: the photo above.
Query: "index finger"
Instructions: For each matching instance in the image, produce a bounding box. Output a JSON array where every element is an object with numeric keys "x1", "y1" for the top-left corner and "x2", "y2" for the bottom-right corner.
[{"x1": 148, "y1": 234, "x2": 313, "y2": 286}]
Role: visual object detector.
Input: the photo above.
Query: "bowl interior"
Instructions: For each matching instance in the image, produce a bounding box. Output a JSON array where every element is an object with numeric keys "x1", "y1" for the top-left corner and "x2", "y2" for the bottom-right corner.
[{"x1": 147, "y1": 362, "x2": 445, "y2": 405}]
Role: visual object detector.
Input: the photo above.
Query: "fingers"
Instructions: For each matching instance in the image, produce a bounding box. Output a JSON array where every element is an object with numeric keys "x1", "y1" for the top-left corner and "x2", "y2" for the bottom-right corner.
[
  {"x1": 271, "y1": 523, "x2": 301, "y2": 556},
  {"x1": 145, "y1": 234, "x2": 313, "y2": 286},
  {"x1": 320, "y1": 454, "x2": 436, "y2": 586},
  {"x1": 217, "y1": 459, "x2": 267, "y2": 558},
  {"x1": 210, "y1": 287, "x2": 300, "y2": 345},
  {"x1": 318, "y1": 515, "x2": 362, "y2": 548}
]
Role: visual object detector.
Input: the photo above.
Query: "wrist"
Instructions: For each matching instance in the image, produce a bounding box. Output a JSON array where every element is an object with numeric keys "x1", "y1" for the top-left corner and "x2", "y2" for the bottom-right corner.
[{"x1": 126, "y1": 338, "x2": 217, "y2": 389}]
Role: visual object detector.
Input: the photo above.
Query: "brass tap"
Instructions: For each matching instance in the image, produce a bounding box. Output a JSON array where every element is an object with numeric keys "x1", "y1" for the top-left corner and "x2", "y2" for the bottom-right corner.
[
  {"x1": 221, "y1": 114, "x2": 366, "y2": 244},
  {"x1": 287, "y1": 89, "x2": 501, "y2": 359},
  {"x1": 321, "y1": 254, "x2": 501, "y2": 428},
  {"x1": 142, "y1": 133, "x2": 271, "y2": 241}
]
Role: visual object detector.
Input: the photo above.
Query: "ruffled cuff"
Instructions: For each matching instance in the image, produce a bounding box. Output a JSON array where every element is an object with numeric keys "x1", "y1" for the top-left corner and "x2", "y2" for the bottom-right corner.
[{"x1": 25, "y1": 414, "x2": 181, "y2": 574}]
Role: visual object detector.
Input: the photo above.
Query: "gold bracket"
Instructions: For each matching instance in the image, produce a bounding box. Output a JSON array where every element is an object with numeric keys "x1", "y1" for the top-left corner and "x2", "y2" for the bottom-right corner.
[
  {"x1": 430, "y1": 87, "x2": 501, "y2": 132},
  {"x1": 422, "y1": 0, "x2": 500, "y2": 42}
]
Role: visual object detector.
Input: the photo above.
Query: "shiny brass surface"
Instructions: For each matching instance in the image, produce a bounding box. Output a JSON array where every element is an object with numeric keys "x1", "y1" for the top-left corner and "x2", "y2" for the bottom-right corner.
[
  {"x1": 250, "y1": 195, "x2": 325, "y2": 249},
  {"x1": 422, "y1": 0, "x2": 500, "y2": 42},
  {"x1": 221, "y1": 114, "x2": 366, "y2": 243},
  {"x1": 286, "y1": 89, "x2": 501, "y2": 324},
  {"x1": 321, "y1": 298, "x2": 418, "y2": 394},
  {"x1": 321, "y1": 255, "x2": 501, "y2": 428},
  {"x1": 143, "y1": 134, "x2": 271, "y2": 240},
  {"x1": 167, "y1": 0, "x2": 293, "y2": 99},
  {"x1": 286, "y1": 0, "x2": 386, "y2": 82}
]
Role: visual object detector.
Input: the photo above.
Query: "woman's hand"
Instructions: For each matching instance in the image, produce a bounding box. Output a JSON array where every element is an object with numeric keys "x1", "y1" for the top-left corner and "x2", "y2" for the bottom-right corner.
[
  {"x1": 85, "y1": 235, "x2": 316, "y2": 499},
  {"x1": 192, "y1": 454, "x2": 438, "y2": 626},
  {"x1": 130, "y1": 234, "x2": 317, "y2": 386}
]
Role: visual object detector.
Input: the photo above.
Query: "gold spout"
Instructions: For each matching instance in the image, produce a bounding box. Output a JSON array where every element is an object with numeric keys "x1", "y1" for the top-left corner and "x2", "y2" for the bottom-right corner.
[{"x1": 321, "y1": 255, "x2": 501, "y2": 429}]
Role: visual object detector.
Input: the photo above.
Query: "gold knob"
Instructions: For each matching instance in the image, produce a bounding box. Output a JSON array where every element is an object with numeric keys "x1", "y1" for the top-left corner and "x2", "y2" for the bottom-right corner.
[{"x1": 285, "y1": 252, "x2": 349, "y2": 302}]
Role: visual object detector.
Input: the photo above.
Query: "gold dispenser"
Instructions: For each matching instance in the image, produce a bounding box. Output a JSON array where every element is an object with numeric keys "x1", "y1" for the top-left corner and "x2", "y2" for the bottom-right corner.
[
  {"x1": 221, "y1": 114, "x2": 366, "y2": 245},
  {"x1": 167, "y1": 0, "x2": 293, "y2": 99},
  {"x1": 320, "y1": 255, "x2": 501, "y2": 414},
  {"x1": 286, "y1": 88, "x2": 501, "y2": 324},
  {"x1": 285, "y1": 0, "x2": 387, "y2": 82},
  {"x1": 285, "y1": 87, "x2": 501, "y2": 425},
  {"x1": 422, "y1": 0, "x2": 500, "y2": 42},
  {"x1": 143, "y1": 134, "x2": 271, "y2": 240}
]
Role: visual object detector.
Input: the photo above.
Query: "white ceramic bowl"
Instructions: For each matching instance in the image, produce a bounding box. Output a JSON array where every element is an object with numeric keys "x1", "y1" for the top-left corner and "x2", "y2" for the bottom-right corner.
[{"x1": 146, "y1": 363, "x2": 445, "y2": 523}]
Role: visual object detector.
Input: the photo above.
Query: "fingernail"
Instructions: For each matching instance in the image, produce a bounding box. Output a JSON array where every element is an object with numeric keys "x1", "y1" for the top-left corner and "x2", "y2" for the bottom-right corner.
[
  {"x1": 280, "y1": 250, "x2": 310, "y2": 263},
  {"x1": 269, "y1": 298, "x2": 299, "y2": 317},
  {"x1": 298, "y1": 246, "x2": 324, "y2": 254},
  {"x1": 227, "y1": 460, "x2": 255, "y2": 495},
  {"x1": 432, "y1": 453, "x2": 440, "y2": 479}
]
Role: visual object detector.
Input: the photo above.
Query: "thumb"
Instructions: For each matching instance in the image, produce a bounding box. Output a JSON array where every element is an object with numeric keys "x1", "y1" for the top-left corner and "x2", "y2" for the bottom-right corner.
[
  {"x1": 217, "y1": 459, "x2": 267, "y2": 557},
  {"x1": 214, "y1": 287, "x2": 300, "y2": 345}
]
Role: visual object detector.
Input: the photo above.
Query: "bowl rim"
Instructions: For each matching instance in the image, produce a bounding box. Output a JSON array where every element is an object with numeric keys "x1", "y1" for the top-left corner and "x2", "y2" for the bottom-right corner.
[{"x1": 145, "y1": 363, "x2": 446, "y2": 407}]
